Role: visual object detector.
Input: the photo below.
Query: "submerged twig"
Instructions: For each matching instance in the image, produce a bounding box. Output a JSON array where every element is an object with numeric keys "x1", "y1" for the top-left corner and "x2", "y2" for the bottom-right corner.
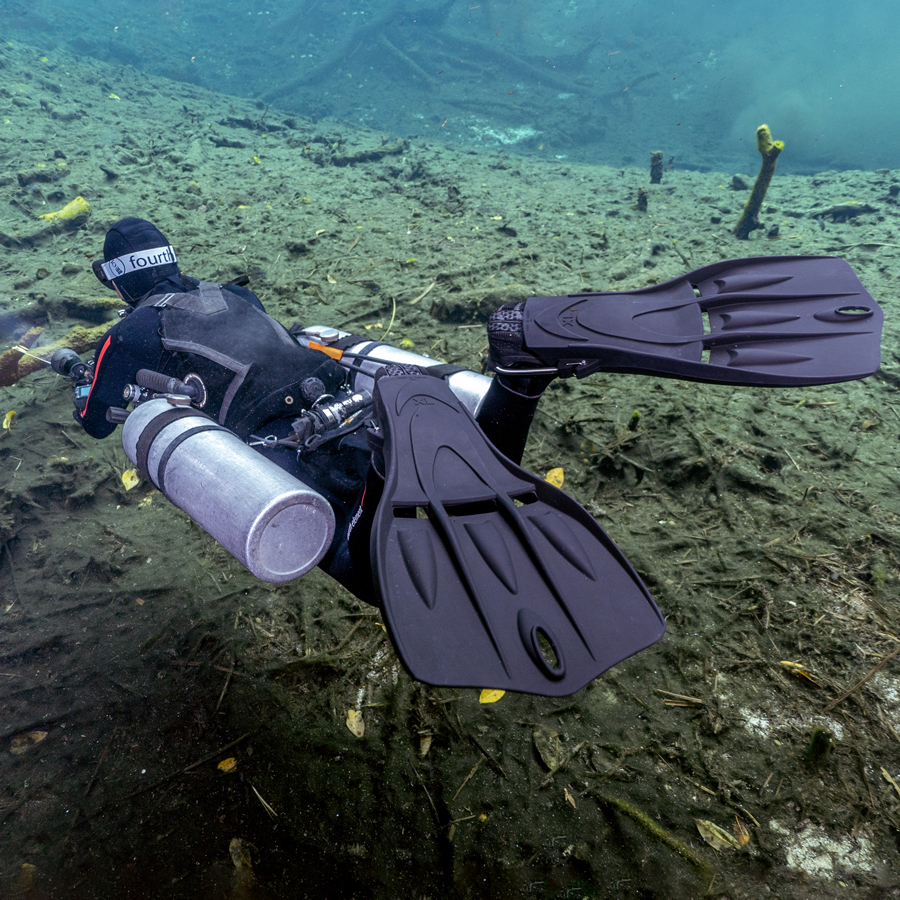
[
  {"x1": 594, "y1": 792, "x2": 712, "y2": 873},
  {"x1": 251, "y1": 784, "x2": 278, "y2": 819},
  {"x1": 823, "y1": 644, "x2": 900, "y2": 712}
]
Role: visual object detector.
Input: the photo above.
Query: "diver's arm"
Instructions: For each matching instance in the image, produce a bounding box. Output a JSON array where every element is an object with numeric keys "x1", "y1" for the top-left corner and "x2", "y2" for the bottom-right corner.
[{"x1": 77, "y1": 309, "x2": 163, "y2": 438}]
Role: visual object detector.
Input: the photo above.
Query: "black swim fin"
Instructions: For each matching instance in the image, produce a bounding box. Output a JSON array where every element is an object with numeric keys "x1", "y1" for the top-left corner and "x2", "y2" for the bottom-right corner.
[
  {"x1": 490, "y1": 256, "x2": 883, "y2": 386},
  {"x1": 369, "y1": 374, "x2": 666, "y2": 696}
]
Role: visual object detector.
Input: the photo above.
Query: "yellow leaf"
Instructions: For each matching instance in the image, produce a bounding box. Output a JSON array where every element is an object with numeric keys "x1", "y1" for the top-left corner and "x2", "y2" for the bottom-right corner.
[
  {"x1": 346, "y1": 709, "x2": 365, "y2": 737},
  {"x1": 327, "y1": 274, "x2": 338, "y2": 284},
  {"x1": 489, "y1": 215, "x2": 503, "y2": 220},
  {"x1": 2, "y1": 410, "x2": 17, "y2": 430},
  {"x1": 108, "y1": 93, "x2": 121, "y2": 100},
  {"x1": 479, "y1": 689, "x2": 505, "y2": 704},
  {"x1": 564, "y1": 786, "x2": 577, "y2": 808},
  {"x1": 544, "y1": 467, "x2": 564, "y2": 488},
  {"x1": 121, "y1": 468, "x2": 140, "y2": 490},
  {"x1": 38, "y1": 195, "x2": 90, "y2": 221},
  {"x1": 399, "y1": 338, "x2": 415, "y2": 350},
  {"x1": 218, "y1": 757, "x2": 238, "y2": 773},
  {"x1": 695, "y1": 818, "x2": 741, "y2": 851},
  {"x1": 780, "y1": 660, "x2": 822, "y2": 687},
  {"x1": 10, "y1": 731, "x2": 48, "y2": 755}
]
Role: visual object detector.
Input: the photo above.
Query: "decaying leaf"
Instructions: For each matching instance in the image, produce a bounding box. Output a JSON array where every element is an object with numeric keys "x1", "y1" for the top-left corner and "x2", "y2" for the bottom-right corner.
[
  {"x1": 882, "y1": 767, "x2": 900, "y2": 800},
  {"x1": 121, "y1": 468, "x2": 140, "y2": 490},
  {"x1": 533, "y1": 726, "x2": 562, "y2": 773},
  {"x1": 229, "y1": 838, "x2": 253, "y2": 869},
  {"x1": 695, "y1": 818, "x2": 741, "y2": 852},
  {"x1": 564, "y1": 786, "x2": 577, "y2": 808},
  {"x1": 14, "y1": 863, "x2": 36, "y2": 893},
  {"x1": 10, "y1": 731, "x2": 48, "y2": 755},
  {"x1": 346, "y1": 709, "x2": 365, "y2": 738},
  {"x1": 479, "y1": 689, "x2": 505, "y2": 704},
  {"x1": 733, "y1": 816, "x2": 751, "y2": 847},
  {"x1": 217, "y1": 756, "x2": 238, "y2": 773},
  {"x1": 418, "y1": 732, "x2": 433, "y2": 757}
]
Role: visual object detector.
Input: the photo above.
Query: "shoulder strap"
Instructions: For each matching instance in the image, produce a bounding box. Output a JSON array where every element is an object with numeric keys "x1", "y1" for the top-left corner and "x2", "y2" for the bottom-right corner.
[{"x1": 136, "y1": 282, "x2": 229, "y2": 315}]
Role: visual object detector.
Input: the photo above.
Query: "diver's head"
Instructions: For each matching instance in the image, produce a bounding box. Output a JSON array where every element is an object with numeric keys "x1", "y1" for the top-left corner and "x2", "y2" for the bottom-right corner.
[{"x1": 92, "y1": 217, "x2": 179, "y2": 304}]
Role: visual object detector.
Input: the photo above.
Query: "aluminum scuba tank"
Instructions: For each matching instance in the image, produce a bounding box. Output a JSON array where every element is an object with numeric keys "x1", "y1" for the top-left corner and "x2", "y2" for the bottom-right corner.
[
  {"x1": 121, "y1": 398, "x2": 335, "y2": 583},
  {"x1": 295, "y1": 326, "x2": 492, "y2": 418}
]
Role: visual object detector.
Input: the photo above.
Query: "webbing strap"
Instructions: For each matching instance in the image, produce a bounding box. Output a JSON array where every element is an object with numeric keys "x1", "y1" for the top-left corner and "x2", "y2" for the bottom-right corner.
[
  {"x1": 156, "y1": 423, "x2": 229, "y2": 498},
  {"x1": 134, "y1": 406, "x2": 201, "y2": 483}
]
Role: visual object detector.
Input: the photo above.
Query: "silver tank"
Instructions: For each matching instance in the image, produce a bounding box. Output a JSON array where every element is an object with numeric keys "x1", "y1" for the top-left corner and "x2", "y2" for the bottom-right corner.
[
  {"x1": 296, "y1": 326, "x2": 492, "y2": 418},
  {"x1": 122, "y1": 398, "x2": 335, "y2": 583}
]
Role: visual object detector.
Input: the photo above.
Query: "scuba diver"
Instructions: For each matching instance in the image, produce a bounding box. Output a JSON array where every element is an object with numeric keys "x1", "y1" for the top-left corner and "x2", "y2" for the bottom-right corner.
[{"x1": 66, "y1": 216, "x2": 884, "y2": 696}]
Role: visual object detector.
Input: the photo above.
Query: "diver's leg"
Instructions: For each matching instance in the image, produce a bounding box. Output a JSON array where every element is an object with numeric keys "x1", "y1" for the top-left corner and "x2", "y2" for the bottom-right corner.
[
  {"x1": 327, "y1": 456, "x2": 383, "y2": 604},
  {"x1": 477, "y1": 302, "x2": 554, "y2": 464}
]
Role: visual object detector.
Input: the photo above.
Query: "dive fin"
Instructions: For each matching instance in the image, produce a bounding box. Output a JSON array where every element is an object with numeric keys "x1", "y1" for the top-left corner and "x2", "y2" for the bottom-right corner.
[
  {"x1": 370, "y1": 374, "x2": 666, "y2": 696},
  {"x1": 505, "y1": 256, "x2": 882, "y2": 385}
]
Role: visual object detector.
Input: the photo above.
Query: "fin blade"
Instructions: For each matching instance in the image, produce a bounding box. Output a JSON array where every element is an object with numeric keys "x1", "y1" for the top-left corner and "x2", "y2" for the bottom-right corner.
[
  {"x1": 521, "y1": 256, "x2": 883, "y2": 385},
  {"x1": 526, "y1": 509, "x2": 597, "y2": 581},
  {"x1": 371, "y1": 375, "x2": 665, "y2": 696},
  {"x1": 464, "y1": 519, "x2": 519, "y2": 594},
  {"x1": 396, "y1": 525, "x2": 439, "y2": 610}
]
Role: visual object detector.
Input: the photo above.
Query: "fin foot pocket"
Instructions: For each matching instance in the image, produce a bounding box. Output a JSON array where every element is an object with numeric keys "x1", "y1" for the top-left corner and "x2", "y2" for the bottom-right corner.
[{"x1": 370, "y1": 374, "x2": 666, "y2": 696}]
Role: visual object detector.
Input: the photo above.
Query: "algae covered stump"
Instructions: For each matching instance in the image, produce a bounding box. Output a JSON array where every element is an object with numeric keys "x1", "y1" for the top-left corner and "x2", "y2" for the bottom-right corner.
[{"x1": 734, "y1": 124, "x2": 784, "y2": 239}]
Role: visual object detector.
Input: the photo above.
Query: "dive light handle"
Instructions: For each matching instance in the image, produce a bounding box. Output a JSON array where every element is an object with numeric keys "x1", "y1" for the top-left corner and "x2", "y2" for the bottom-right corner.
[{"x1": 135, "y1": 369, "x2": 198, "y2": 398}]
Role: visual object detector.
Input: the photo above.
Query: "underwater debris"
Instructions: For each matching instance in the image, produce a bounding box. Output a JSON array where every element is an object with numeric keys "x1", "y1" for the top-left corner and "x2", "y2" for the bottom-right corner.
[
  {"x1": 533, "y1": 725, "x2": 562, "y2": 772},
  {"x1": 733, "y1": 124, "x2": 783, "y2": 239},
  {"x1": 636, "y1": 187, "x2": 649, "y2": 212},
  {"x1": 2, "y1": 323, "x2": 108, "y2": 387},
  {"x1": 37, "y1": 195, "x2": 90, "y2": 220},
  {"x1": 812, "y1": 202, "x2": 878, "y2": 222},
  {"x1": 650, "y1": 150, "x2": 664, "y2": 184},
  {"x1": 346, "y1": 708, "x2": 365, "y2": 737},
  {"x1": 695, "y1": 818, "x2": 742, "y2": 852},
  {"x1": 595, "y1": 793, "x2": 713, "y2": 872},
  {"x1": 0, "y1": 326, "x2": 43, "y2": 387},
  {"x1": 804, "y1": 727, "x2": 835, "y2": 766},
  {"x1": 10, "y1": 731, "x2": 48, "y2": 754}
]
